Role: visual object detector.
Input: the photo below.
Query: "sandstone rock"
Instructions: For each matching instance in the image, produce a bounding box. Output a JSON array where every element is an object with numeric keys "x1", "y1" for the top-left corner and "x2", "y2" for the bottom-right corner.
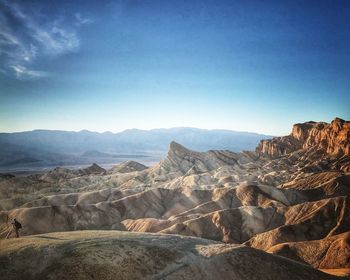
[{"x1": 256, "y1": 118, "x2": 350, "y2": 158}]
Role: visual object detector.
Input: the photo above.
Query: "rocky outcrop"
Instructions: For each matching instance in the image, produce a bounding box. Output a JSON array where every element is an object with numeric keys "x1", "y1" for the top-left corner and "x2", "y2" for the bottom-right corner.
[
  {"x1": 257, "y1": 118, "x2": 350, "y2": 158},
  {"x1": 303, "y1": 118, "x2": 350, "y2": 156},
  {"x1": 256, "y1": 135, "x2": 301, "y2": 157}
]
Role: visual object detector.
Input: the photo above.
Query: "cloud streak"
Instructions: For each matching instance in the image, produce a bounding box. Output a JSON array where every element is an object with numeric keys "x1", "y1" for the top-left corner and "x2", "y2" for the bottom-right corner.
[
  {"x1": 0, "y1": 1, "x2": 91, "y2": 79},
  {"x1": 10, "y1": 65, "x2": 50, "y2": 80},
  {"x1": 75, "y1": 13, "x2": 95, "y2": 26}
]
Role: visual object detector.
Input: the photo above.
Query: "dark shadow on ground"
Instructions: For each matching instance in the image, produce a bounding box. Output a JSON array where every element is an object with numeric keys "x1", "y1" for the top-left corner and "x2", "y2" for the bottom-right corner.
[{"x1": 33, "y1": 235, "x2": 65, "y2": 240}]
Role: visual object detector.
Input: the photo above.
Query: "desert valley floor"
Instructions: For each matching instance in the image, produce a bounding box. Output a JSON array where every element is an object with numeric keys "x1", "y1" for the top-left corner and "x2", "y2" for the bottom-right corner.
[{"x1": 0, "y1": 118, "x2": 349, "y2": 279}]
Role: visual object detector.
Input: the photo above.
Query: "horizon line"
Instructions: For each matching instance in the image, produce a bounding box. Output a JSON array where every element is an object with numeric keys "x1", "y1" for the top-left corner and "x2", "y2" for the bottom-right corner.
[{"x1": 0, "y1": 126, "x2": 277, "y2": 136}]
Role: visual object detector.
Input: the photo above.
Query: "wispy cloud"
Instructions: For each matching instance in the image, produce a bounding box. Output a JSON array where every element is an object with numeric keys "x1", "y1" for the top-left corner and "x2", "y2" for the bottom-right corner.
[
  {"x1": 10, "y1": 65, "x2": 49, "y2": 79},
  {"x1": 75, "y1": 13, "x2": 95, "y2": 26},
  {"x1": 0, "y1": 1, "x2": 92, "y2": 80}
]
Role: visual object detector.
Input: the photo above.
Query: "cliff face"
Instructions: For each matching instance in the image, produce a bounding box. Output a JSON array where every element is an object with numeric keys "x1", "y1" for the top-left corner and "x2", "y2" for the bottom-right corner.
[
  {"x1": 257, "y1": 118, "x2": 350, "y2": 158},
  {"x1": 302, "y1": 118, "x2": 350, "y2": 156}
]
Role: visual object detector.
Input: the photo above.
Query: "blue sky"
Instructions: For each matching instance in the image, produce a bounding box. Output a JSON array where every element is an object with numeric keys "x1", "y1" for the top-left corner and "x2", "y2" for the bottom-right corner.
[{"x1": 0, "y1": 0, "x2": 349, "y2": 135}]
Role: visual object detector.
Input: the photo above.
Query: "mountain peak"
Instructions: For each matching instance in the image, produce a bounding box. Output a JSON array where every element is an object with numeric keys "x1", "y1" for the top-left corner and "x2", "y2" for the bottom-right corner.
[
  {"x1": 110, "y1": 160, "x2": 148, "y2": 173},
  {"x1": 169, "y1": 141, "x2": 191, "y2": 153},
  {"x1": 81, "y1": 163, "x2": 106, "y2": 175}
]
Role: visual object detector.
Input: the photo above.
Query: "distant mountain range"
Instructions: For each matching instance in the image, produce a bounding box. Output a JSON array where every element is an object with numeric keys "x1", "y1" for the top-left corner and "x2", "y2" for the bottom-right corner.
[{"x1": 0, "y1": 127, "x2": 272, "y2": 171}]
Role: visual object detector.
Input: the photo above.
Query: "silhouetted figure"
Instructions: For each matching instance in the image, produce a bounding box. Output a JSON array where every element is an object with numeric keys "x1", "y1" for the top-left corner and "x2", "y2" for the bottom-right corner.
[{"x1": 7, "y1": 218, "x2": 22, "y2": 238}]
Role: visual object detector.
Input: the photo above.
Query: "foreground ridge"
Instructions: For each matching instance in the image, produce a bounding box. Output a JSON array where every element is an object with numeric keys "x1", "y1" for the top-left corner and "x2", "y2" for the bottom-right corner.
[{"x1": 0, "y1": 230, "x2": 342, "y2": 280}]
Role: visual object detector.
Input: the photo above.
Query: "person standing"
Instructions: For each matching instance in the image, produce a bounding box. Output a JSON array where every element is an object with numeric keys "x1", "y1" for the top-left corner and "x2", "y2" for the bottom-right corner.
[{"x1": 12, "y1": 218, "x2": 22, "y2": 237}]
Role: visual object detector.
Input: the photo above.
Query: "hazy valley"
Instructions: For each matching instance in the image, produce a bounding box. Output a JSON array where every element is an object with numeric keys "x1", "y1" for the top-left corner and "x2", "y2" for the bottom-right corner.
[{"x1": 0, "y1": 127, "x2": 271, "y2": 174}]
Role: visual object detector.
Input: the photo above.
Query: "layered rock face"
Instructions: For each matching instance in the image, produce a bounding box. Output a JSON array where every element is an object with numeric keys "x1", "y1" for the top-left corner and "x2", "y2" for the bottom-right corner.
[
  {"x1": 257, "y1": 118, "x2": 350, "y2": 158},
  {"x1": 0, "y1": 117, "x2": 350, "y2": 278}
]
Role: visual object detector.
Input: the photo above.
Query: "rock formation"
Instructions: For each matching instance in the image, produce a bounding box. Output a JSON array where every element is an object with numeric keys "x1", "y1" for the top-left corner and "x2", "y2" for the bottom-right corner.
[
  {"x1": 0, "y1": 117, "x2": 349, "y2": 277},
  {"x1": 256, "y1": 118, "x2": 350, "y2": 158}
]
